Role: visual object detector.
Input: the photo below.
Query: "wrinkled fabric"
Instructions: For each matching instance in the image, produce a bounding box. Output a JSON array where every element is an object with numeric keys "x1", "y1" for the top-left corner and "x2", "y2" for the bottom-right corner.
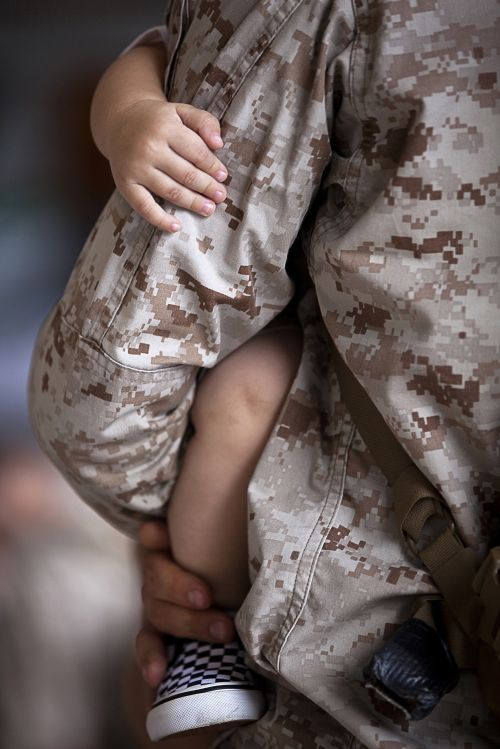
[{"x1": 29, "y1": 0, "x2": 500, "y2": 746}]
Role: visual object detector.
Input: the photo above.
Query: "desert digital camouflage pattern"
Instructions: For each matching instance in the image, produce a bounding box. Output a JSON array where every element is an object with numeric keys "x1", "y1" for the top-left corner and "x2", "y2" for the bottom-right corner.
[{"x1": 29, "y1": 0, "x2": 500, "y2": 746}]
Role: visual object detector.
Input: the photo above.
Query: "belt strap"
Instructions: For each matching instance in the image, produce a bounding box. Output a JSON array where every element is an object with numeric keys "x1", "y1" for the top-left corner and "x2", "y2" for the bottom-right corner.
[{"x1": 333, "y1": 347, "x2": 482, "y2": 649}]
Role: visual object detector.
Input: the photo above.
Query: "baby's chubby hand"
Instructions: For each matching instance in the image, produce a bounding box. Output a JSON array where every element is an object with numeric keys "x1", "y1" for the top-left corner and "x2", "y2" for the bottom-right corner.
[{"x1": 107, "y1": 99, "x2": 228, "y2": 233}]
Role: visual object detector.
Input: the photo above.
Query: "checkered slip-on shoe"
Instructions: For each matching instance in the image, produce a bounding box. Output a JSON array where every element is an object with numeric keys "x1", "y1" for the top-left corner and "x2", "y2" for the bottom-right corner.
[{"x1": 146, "y1": 638, "x2": 267, "y2": 741}]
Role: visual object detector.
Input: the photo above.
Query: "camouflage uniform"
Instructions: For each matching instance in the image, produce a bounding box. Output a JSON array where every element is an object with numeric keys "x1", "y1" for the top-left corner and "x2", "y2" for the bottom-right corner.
[{"x1": 29, "y1": 0, "x2": 500, "y2": 746}]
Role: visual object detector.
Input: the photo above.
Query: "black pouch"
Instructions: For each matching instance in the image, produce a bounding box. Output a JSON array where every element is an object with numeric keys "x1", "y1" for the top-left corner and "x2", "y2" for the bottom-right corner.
[{"x1": 363, "y1": 617, "x2": 459, "y2": 720}]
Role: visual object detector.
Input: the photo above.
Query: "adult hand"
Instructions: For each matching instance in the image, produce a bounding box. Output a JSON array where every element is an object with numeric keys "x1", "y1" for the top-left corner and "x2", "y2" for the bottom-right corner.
[{"x1": 137, "y1": 521, "x2": 237, "y2": 688}]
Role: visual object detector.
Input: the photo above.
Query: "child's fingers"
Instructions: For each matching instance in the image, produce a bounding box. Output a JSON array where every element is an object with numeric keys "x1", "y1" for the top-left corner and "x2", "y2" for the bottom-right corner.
[
  {"x1": 156, "y1": 148, "x2": 227, "y2": 205},
  {"x1": 146, "y1": 169, "x2": 218, "y2": 217},
  {"x1": 176, "y1": 103, "x2": 224, "y2": 150},
  {"x1": 168, "y1": 126, "x2": 228, "y2": 183},
  {"x1": 120, "y1": 182, "x2": 182, "y2": 232}
]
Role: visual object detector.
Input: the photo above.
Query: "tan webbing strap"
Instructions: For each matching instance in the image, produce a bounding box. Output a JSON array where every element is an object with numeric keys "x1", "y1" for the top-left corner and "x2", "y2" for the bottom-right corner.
[
  {"x1": 422, "y1": 536, "x2": 482, "y2": 639},
  {"x1": 333, "y1": 347, "x2": 482, "y2": 644},
  {"x1": 392, "y1": 465, "x2": 444, "y2": 534},
  {"x1": 332, "y1": 348, "x2": 411, "y2": 486},
  {"x1": 420, "y1": 527, "x2": 466, "y2": 572}
]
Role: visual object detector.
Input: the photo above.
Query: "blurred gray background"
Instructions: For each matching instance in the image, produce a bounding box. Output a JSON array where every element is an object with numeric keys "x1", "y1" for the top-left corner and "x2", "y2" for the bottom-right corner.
[{"x1": 1, "y1": 3, "x2": 167, "y2": 748}]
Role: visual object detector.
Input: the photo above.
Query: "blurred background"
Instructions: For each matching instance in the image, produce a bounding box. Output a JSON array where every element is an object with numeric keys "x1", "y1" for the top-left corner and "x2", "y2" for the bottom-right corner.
[{"x1": 1, "y1": 3, "x2": 166, "y2": 747}]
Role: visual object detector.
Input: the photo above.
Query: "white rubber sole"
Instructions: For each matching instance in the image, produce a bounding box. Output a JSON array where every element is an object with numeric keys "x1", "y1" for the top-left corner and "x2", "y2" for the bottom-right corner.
[{"x1": 146, "y1": 686, "x2": 266, "y2": 741}]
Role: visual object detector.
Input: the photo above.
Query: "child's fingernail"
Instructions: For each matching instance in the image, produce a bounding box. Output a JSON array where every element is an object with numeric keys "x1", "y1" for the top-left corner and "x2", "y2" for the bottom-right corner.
[
  {"x1": 188, "y1": 590, "x2": 206, "y2": 608},
  {"x1": 212, "y1": 135, "x2": 224, "y2": 148},
  {"x1": 170, "y1": 222, "x2": 181, "y2": 231},
  {"x1": 215, "y1": 170, "x2": 227, "y2": 182},
  {"x1": 213, "y1": 190, "x2": 225, "y2": 201},
  {"x1": 201, "y1": 201, "x2": 215, "y2": 216}
]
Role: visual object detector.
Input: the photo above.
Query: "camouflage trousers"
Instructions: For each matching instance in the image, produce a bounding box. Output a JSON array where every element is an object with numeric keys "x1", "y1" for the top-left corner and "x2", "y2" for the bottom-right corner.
[{"x1": 29, "y1": 0, "x2": 500, "y2": 746}]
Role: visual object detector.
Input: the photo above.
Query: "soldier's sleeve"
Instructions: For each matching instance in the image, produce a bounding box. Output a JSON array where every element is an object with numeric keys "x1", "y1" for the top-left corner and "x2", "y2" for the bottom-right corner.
[
  {"x1": 28, "y1": 0, "x2": 347, "y2": 537},
  {"x1": 28, "y1": 6, "x2": 196, "y2": 537}
]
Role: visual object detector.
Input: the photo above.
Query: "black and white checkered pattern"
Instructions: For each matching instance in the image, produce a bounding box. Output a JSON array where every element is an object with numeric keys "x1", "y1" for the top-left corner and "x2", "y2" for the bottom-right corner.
[
  {"x1": 154, "y1": 639, "x2": 256, "y2": 702},
  {"x1": 146, "y1": 637, "x2": 267, "y2": 740}
]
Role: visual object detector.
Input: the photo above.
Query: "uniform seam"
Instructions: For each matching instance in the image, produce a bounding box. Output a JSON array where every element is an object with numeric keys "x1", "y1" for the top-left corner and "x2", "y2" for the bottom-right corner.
[
  {"x1": 216, "y1": 0, "x2": 307, "y2": 121},
  {"x1": 306, "y1": 2, "x2": 360, "y2": 245},
  {"x1": 275, "y1": 414, "x2": 356, "y2": 670},
  {"x1": 165, "y1": 0, "x2": 188, "y2": 98},
  {"x1": 346, "y1": 0, "x2": 366, "y2": 209},
  {"x1": 273, "y1": 3, "x2": 362, "y2": 660}
]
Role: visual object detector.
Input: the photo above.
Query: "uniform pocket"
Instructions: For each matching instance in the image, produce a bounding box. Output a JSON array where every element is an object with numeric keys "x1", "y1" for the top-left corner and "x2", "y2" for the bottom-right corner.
[{"x1": 100, "y1": 227, "x2": 221, "y2": 371}]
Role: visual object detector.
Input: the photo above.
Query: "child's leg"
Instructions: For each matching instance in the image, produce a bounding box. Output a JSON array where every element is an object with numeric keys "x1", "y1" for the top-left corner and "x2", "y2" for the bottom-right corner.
[
  {"x1": 146, "y1": 321, "x2": 302, "y2": 741},
  {"x1": 167, "y1": 322, "x2": 303, "y2": 610}
]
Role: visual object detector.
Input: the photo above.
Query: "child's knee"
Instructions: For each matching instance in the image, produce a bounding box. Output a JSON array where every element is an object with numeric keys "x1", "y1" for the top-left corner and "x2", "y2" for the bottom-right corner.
[{"x1": 191, "y1": 325, "x2": 302, "y2": 438}]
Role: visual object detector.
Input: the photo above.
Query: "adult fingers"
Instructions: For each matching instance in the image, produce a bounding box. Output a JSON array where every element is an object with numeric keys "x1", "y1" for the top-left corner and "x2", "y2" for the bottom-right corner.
[
  {"x1": 138, "y1": 521, "x2": 170, "y2": 552},
  {"x1": 142, "y1": 596, "x2": 237, "y2": 643},
  {"x1": 141, "y1": 551, "x2": 212, "y2": 610},
  {"x1": 176, "y1": 104, "x2": 224, "y2": 150},
  {"x1": 135, "y1": 625, "x2": 168, "y2": 688}
]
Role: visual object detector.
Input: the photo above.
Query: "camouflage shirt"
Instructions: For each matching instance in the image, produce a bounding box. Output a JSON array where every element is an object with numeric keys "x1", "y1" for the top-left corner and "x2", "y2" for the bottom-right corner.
[{"x1": 29, "y1": 0, "x2": 500, "y2": 746}]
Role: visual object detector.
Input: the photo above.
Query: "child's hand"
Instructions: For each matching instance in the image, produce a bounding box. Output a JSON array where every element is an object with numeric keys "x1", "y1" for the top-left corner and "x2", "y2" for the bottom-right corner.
[{"x1": 107, "y1": 99, "x2": 228, "y2": 233}]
